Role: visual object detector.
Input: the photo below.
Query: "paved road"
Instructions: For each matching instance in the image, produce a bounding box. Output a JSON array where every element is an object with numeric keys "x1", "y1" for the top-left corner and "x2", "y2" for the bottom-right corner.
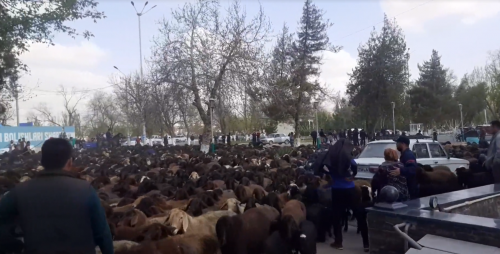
[{"x1": 318, "y1": 223, "x2": 367, "y2": 254}]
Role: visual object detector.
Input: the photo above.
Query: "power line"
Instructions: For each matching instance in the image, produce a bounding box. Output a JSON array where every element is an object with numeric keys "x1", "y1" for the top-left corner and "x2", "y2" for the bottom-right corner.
[
  {"x1": 333, "y1": 0, "x2": 434, "y2": 42},
  {"x1": 30, "y1": 85, "x2": 115, "y2": 94}
]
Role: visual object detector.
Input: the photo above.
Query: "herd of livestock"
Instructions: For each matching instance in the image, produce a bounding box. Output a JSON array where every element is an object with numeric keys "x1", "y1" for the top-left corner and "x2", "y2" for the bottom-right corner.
[{"x1": 0, "y1": 141, "x2": 494, "y2": 254}]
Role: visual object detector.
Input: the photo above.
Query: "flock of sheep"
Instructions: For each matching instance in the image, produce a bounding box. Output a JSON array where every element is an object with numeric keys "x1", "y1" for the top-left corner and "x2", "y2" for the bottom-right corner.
[{"x1": 0, "y1": 141, "x2": 492, "y2": 254}]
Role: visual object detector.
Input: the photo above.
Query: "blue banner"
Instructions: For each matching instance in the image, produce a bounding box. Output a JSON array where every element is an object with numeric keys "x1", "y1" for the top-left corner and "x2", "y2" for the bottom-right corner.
[{"x1": 0, "y1": 126, "x2": 75, "y2": 148}]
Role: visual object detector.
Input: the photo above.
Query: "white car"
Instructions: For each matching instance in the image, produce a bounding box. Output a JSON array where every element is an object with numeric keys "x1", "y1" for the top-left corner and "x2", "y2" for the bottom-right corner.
[
  {"x1": 261, "y1": 133, "x2": 290, "y2": 145},
  {"x1": 354, "y1": 139, "x2": 470, "y2": 180}
]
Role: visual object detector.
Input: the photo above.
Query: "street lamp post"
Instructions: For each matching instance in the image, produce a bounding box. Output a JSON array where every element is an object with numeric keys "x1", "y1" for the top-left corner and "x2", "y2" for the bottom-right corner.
[
  {"x1": 391, "y1": 102, "x2": 395, "y2": 135},
  {"x1": 459, "y1": 104, "x2": 464, "y2": 142},
  {"x1": 313, "y1": 101, "x2": 319, "y2": 149},
  {"x1": 131, "y1": 1, "x2": 156, "y2": 145},
  {"x1": 114, "y1": 66, "x2": 131, "y2": 146},
  {"x1": 209, "y1": 98, "x2": 216, "y2": 153}
]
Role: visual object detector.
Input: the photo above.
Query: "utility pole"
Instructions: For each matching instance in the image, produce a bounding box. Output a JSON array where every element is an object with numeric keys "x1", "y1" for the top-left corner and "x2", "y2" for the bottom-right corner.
[{"x1": 131, "y1": 1, "x2": 156, "y2": 145}]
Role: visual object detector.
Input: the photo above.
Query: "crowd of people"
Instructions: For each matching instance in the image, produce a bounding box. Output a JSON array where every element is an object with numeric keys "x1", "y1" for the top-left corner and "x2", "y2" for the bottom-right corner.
[{"x1": 310, "y1": 128, "x2": 369, "y2": 146}]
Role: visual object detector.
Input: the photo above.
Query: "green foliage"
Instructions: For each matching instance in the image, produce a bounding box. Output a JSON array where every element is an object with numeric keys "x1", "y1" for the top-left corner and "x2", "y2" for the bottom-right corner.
[
  {"x1": 263, "y1": 120, "x2": 278, "y2": 134},
  {"x1": 346, "y1": 15, "x2": 409, "y2": 133},
  {"x1": 0, "y1": 0, "x2": 105, "y2": 90},
  {"x1": 454, "y1": 74, "x2": 487, "y2": 124},
  {"x1": 485, "y1": 50, "x2": 500, "y2": 119}
]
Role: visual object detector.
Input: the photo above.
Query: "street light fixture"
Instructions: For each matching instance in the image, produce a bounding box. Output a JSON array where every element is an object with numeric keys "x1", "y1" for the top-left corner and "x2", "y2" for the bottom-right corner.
[
  {"x1": 209, "y1": 98, "x2": 216, "y2": 153},
  {"x1": 313, "y1": 101, "x2": 319, "y2": 149},
  {"x1": 391, "y1": 102, "x2": 395, "y2": 135},
  {"x1": 459, "y1": 104, "x2": 464, "y2": 142},
  {"x1": 131, "y1": 1, "x2": 156, "y2": 145}
]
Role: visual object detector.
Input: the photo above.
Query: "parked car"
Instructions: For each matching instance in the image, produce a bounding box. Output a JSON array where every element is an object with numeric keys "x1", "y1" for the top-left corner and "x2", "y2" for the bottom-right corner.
[
  {"x1": 354, "y1": 139, "x2": 470, "y2": 180},
  {"x1": 261, "y1": 133, "x2": 290, "y2": 145}
]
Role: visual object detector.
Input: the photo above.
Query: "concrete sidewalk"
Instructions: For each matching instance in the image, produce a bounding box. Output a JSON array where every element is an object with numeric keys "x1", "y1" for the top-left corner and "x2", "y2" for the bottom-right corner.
[{"x1": 318, "y1": 225, "x2": 367, "y2": 254}]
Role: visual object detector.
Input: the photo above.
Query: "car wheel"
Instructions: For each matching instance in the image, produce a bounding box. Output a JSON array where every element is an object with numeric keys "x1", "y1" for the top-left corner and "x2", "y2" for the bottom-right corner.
[
  {"x1": 269, "y1": 141, "x2": 273, "y2": 145},
  {"x1": 284, "y1": 140, "x2": 290, "y2": 145}
]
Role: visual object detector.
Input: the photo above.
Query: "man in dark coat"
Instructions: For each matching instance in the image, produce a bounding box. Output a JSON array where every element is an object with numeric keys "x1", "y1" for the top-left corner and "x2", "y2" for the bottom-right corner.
[
  {"x1": 359, "y1": 129, "x2": 366, "y2": 146},
  {"x1": 353, "y1": 128, "x2": 359, "y2": 146},
  {"x1": 0, "y1": 138, "x2": 113, "y2": 254},
  {"x1": 311, "y1": 130, "x2": 318, "y2": 146},
  {"x1": 396, "y1": 136, "x2": 419, "y2": 199},
  {"x1": 227, "y1": 133, "x2": 231, "y2": 145},
  {"x1": 347, "y1": 129, "x2": 352, "y2": 140}
]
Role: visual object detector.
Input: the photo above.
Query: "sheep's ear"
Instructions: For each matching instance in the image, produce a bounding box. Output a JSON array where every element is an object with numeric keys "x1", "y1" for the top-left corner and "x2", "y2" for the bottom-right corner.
[
  {"x1": 131, "y1": 214, "x2": 139, "y2": 227},
  {"x1": 184, "y1": 199, "x2": 193, "y2": 211},
  {"x1": 182, "y1": 215, "x2": 189, "y2": 232},
  {"x1": 220, "y1": 201, "x2": 228, "y2": 210}
]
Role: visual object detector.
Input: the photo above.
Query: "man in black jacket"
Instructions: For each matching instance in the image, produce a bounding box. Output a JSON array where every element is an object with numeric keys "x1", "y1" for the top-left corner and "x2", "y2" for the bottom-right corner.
[{"x1": 0, "y1": 138, "x2": 113, "y2": 254}]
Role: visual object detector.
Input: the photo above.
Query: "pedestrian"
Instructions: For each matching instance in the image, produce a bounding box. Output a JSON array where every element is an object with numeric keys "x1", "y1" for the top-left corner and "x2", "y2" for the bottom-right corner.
[
  {"x1": 311, "y1": 130, "x2": 318, "y2": 146},
  {"x1": 227, "y1": 133, "x2": 231, "y2": 146},
  {"x1": 321, "y1": 139, "x2": 369, "y2": 252},
  {"x1": 353, "y1": 128, "x2": 359, "y2": 146},
  {"x1": 0, "y1": 138, "x2": 113, "y2": 254},
  {"x1": 360, "y1": 129, "x2": 366, "y2": 146},
  {"x1": 319, "y1": 129, "x2": 325, "y2": 143},
  {"x1": 485, "y1": 120, "x2": 500, "y2": 183},
  {"x1": 289, "y1": 132, "x2": 295, "y2": 147},
  {"x1": 395, "y1": 136, "x2": 419, "y2": 199},
  {"x1": 164, "y1": 135, "x2": 169, "y2": 146}
]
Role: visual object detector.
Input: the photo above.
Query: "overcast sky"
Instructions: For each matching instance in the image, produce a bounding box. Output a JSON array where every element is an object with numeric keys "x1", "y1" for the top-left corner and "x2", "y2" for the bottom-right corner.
[{"x1": 13, "y1": 0, "x2": 500, "y2": 125}]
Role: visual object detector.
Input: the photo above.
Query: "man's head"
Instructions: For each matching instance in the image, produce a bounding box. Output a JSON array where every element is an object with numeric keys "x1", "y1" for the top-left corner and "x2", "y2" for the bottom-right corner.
[
  {"x1": 41, "y1": 138, "x2": 73, "y2": 171},
  {"x1": 396, "y1": 136, "x2": 410, "y2": 152},
  {"x1": 490, "y1": 120, "x2": 500, "y2": 135}
]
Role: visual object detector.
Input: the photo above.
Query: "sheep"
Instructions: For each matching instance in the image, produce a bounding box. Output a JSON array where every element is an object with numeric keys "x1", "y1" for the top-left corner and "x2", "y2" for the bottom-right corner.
[
  {"x1": 219, "y1": 198, "x2": 245, "y2": 214},
  {"x1": 166, "y1": 208, "x2": 236, "y2": 236},
  {"x1": 235, "y1": 185, "x2": 253, "y2": 203},
  {"x1": 115, "y1": 233, "x2": 219, "y2": 254},
  {"x1": 216, "y1": 205, "x2": 280, "y2": 254},
  {"x1": 96, "y1": 240, "x2": 139, "y2": 254},
  {"x1": 116, "y1": 209, "x2": 149, "y2": 228},
  {"x1": 279, "y1": 200, "x2": 307, "y2": 241},
  {"x1": 416, "y1": 165, "x2": 460, "y2": 197},
  {"x1": 114, "y1": 223, "x2": 174, "y2": 242}
]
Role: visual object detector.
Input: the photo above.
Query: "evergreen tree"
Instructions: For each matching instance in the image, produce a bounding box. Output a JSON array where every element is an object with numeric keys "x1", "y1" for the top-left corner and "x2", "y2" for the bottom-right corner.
[
  {"x1": 263, "y1": 0, "x2": 339, "y2": 139},
  {"x1": 408, "y1": 50, "x2": 454, "y2": 127},
  {"x1": 346, "y1": 15, "x2": 409, "y2": 133}
]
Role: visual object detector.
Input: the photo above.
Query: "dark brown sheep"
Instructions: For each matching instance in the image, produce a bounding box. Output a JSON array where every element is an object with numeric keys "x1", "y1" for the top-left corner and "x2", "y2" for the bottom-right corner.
[
  {"x1": 115, "y1": 233, "x2": 219, "y2": 254},
  {"x1": 216, "y1": 206, "x2": 279, "y2": 254}
]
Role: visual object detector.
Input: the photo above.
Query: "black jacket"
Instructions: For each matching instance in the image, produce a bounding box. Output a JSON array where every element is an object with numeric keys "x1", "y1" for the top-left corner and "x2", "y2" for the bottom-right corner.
[{"x1": 0, "y1": 170, "x2": 113, "y2": 254}]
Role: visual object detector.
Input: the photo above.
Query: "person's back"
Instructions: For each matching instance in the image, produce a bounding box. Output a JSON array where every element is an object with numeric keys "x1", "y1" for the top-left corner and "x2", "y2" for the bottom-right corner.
[{"x1": 0, "y1": 138, "x2": 113, "y2": 254}]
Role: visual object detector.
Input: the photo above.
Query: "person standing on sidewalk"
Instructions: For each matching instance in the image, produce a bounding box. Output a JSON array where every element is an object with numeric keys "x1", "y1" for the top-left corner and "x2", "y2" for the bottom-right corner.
[
  {"x1": 0, "y1": 138, "x2": 114, "y2": 254},
  {"x1": 485, "y1": 120, "x2": 500, "y2": 183}
]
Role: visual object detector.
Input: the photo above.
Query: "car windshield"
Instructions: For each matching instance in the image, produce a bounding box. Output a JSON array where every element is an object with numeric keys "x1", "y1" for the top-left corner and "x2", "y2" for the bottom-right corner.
[{"x1": 358, "y1": 143, "x2": 398, "y2": 158}]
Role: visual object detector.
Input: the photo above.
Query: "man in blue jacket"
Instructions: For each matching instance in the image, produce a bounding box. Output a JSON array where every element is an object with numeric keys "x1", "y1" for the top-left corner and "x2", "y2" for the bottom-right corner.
[
  {"x1": 395, "y1": 136, "x2": 419, "y2": 199},
  {"x1": 0, "y1": 138, "x2": 114, "y2": 254}
]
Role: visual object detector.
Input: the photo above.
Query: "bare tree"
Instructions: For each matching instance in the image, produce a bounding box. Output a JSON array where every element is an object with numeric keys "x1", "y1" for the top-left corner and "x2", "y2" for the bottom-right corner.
[
  {"x1": 111, "y1": 73, "x2": 151, "y2": 136},
  {"x1": 149, "y1": 71, "x2": 180, "y2": 136},
  {"x1": 59, "y1": 85, "x2": 85, "y2": 126},
  {"x1": 152, "y1": 0, "x2": 271, "y2": 146},
  {"x1": 84, "y1": 92, "x2": 121, "y2": 133},
  {"x1": 26, "y1": 111, "x2": 42, "y2": 126},
  {"x1": 34, "y1": 103, "x2": 61, "y2": 126}
]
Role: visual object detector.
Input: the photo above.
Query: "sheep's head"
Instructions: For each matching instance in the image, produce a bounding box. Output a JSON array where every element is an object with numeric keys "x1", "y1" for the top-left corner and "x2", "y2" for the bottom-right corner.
[
  {"x1": 360, "y1": 185, "x2": 373, "y2": 202},
  {"x1": 166, "y1": 208, "x2": 190, "y2": 234},
  {"x1": 219, "y1": 198, "x2": 241, "y2": 214},
  {"x1": 189, "y1": 171, "x2": 200, "y2": 181}
]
